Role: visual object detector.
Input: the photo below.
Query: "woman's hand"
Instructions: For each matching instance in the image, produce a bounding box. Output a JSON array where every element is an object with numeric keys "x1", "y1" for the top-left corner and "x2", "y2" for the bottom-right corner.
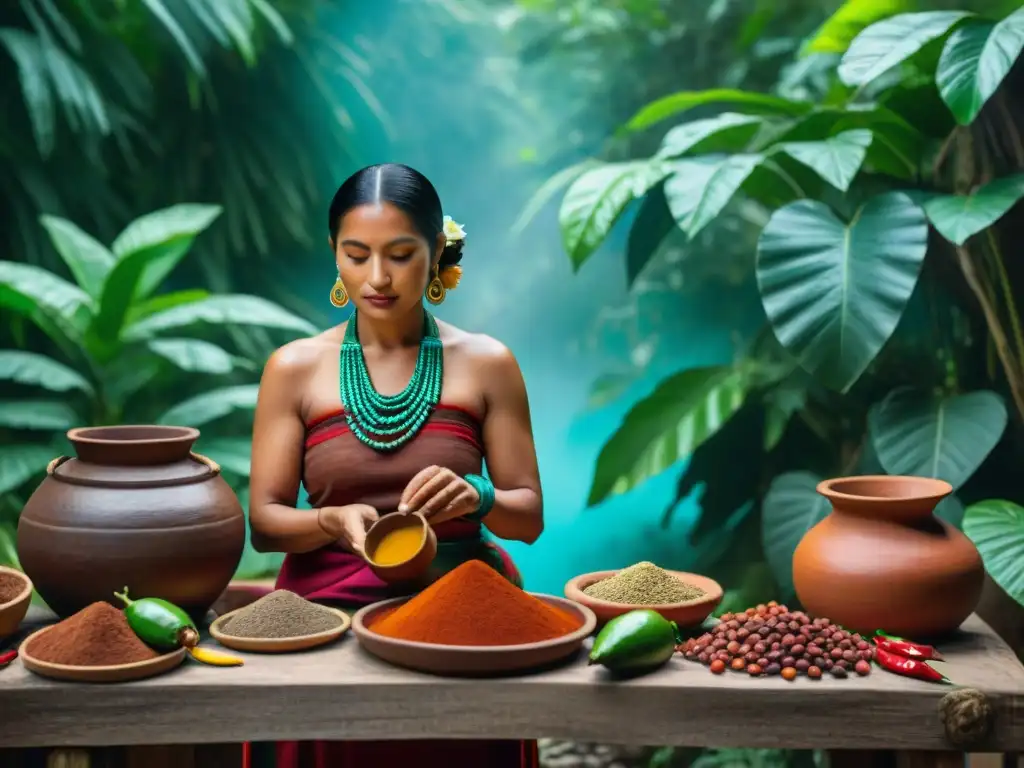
[
  {"x1": 398, "y1": 465, "x2": 480, "y2": 525},
  {"x1": 317, "y1": 504, "x2": 379, "y2": 556}
]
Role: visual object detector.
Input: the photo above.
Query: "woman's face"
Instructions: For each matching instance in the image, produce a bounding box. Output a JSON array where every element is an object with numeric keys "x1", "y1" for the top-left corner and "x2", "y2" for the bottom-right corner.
[{"x1": 332, "y1": 203, "x2": 443, "y2": 319}]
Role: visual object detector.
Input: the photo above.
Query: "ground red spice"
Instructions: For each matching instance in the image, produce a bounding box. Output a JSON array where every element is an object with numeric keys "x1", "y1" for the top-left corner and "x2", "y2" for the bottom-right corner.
[
  {"x1": 371, "y1": 559, "x2": 582, "y2": 646},
  {"x1": 28, "y1": 602, "x2": 160, "y2": 666},
  {"x1": 0, "y1": 572, "x2": 25, "y2": 604}
]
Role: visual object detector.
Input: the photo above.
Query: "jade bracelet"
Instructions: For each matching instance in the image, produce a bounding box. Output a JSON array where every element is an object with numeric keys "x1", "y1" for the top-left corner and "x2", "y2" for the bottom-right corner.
[{"x1": 463, "y1": 473, "x2": 495, "y2": 522}]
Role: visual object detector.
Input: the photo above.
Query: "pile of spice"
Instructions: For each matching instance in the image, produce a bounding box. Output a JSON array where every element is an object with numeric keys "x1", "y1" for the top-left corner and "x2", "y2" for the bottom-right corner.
[
  {"x1": 372, "y1": 559, "x2": 582, "y2": 646},
  {"x1": 222, "y1": 590, "x2": 344, "y2": 639},
  {"x1": 0, "y1": 571, "x2": 26, "y2": 604},
  {"x1": 680, "y1": 602, "x2": 874, "y2": 679},
  {"x1": 583, "y1": 562, "x2": 706, "y2": 605},
  {"x1": 29, "y1": 602, "x2": 159, "y2": 666}
]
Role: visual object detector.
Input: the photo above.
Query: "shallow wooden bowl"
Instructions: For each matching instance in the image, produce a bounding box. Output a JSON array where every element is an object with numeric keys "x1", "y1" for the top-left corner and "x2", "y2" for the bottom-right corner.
[
  {"x1": 210, "y1": 605, "x2": 351, "y2": 653},
  {"x1": 564, "y1": 569, "x2": 723, "y2": 627},
  {"x1": 20, "y1": 625, "x2": 186, "y2": 683},
  {"x1": 352, "y1": 594, "x2": 597, "y2": 677},
  {"x1": 0, "y1": 566, "x2": 32, "y2": 638},
  {"x1": 363, "y1": 512, "x2": 437, "y2": 584}
]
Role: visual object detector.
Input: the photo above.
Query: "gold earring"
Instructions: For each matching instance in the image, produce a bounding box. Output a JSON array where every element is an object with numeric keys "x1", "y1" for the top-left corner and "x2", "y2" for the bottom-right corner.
[
  {"x1": 425, "y1": 266, "x2": 446, "y2": 305},
  {"x1": 330, "y1": 274, "x2": 349, "y2": 308}
]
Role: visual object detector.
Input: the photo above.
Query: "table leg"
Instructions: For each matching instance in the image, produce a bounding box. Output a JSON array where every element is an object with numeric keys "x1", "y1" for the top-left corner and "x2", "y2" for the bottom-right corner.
[
  {"x1": 830, "y1": 750, "x2": 895, "y2": 768},
  {"x1": 896, "y1": 752, "x2": 965, "y2": 768}
]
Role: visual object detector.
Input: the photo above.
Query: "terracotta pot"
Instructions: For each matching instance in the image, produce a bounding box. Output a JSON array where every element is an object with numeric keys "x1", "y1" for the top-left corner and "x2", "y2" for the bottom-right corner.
[
  {"x1": 792, "y1": 475, "x2": 984, "y2": 638},
  {"x1": 17, "y1": 425, "x2": 245, "y2": 620}
]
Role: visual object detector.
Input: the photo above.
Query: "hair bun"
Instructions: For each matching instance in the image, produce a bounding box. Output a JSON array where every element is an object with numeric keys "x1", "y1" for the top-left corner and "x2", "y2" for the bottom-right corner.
[{"x1": 439, "y1": 238, "x2": 464, "y2": 268}]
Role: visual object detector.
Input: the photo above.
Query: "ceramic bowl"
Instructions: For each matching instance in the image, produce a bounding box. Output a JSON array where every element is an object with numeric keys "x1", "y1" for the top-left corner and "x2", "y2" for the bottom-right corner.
[
  {"x1": 20, "y1": 625, "x2": 187, "y2": 683},
  {"x1": 210, "y1": 605, "x2": 351, "y2": 653},
  {"x1": 564, "y1": 569, "x2": 723, "y2": 627},
  {"x1": 363, "y1": 512, "x2": 437, "y2": 584},
  {"x1": 352, "y1": 594, "x2": 597, "y2": 677},
  {"x1": 0, "y1": 566, "x2": 33, "y2": 638}
]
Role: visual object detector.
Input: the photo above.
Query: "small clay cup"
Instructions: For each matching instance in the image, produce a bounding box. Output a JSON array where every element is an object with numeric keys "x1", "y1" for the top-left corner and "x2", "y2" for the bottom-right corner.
[
  {"x1": 364, "y1": 512, "x2": 437, "y2": 584},
  {"x1": 0, "y1": 566, "x2": 32, "y2": 638}
]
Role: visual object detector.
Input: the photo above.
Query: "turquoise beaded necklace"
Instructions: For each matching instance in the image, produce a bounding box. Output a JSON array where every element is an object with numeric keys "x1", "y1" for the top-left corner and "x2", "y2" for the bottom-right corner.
[{"x1": 339, "y1": 309, "x2": 443, "y2": 452}]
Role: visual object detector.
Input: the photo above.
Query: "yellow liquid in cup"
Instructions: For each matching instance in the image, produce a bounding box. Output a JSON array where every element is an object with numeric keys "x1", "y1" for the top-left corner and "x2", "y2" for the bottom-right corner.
[{"x1": 371, "y1": 524, "x2": 424, "y2": 566}]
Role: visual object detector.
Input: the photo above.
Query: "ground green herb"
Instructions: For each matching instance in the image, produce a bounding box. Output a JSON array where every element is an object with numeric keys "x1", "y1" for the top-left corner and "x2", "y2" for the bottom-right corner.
[
  {"x1": 223, "y1": 590, "x2": 343, "y2": 638},
  {"x1": 583, "y1": 562, "x2": 705, "y2": 605}
]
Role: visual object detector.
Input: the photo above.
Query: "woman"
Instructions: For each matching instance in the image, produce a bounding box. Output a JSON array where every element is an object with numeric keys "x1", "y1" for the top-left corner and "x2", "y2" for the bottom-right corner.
[{"x1": 248, "y1": 163, "x2": 544, "y2": 768}]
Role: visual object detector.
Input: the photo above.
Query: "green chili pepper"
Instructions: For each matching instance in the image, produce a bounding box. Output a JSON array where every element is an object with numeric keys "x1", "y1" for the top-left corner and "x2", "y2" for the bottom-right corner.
[
  {"x1": 114, "y1": 587, "x2": 244, "y2": 667},
  {"x1": 589, "y1": 609, "x2": 681, "y2": 674},
  {"x1": 114, "y1": 587, "x2": 198, "y2": 650}
]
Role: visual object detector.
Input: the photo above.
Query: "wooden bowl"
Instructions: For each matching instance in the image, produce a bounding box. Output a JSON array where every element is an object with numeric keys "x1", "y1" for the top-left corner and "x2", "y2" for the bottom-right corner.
[
  {"x1": 363, "y1": 512, "x2": 437, "y2": 584},
  {"x1": 352, "y1": 594, "x2": 597, "y2": 677},
  {"x1": 209, "y1": 605, "x2": 351, "y2": 653},
  {"x1": 0, "y1": 566, "x2": 33, "y2": 638},
  {"x1": 20, "y1": 625, "x2": 186, "y2": 683},
  {"x1": 564, "y1": 569, "x2": 723, "y2": 627}
]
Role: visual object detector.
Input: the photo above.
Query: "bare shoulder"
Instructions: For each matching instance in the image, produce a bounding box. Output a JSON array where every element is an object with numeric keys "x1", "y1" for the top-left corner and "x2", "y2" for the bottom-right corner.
[
  {"x1": 262, "y1": 329, "x2": 341, "y2": 383},
  {"x1": 439, "y1": 321, "x2": 519, "y2": 369}
]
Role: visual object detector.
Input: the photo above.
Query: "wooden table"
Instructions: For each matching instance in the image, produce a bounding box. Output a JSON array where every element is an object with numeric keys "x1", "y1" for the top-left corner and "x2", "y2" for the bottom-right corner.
[{"x1": 2, "y1": 613, "x2": 1023, "y2": 768}]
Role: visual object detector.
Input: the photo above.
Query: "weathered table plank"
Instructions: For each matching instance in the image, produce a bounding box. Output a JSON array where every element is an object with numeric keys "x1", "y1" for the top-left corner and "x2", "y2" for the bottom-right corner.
[{"x1": 2, "y1": 614, "x2": 1023, "y2": 751}]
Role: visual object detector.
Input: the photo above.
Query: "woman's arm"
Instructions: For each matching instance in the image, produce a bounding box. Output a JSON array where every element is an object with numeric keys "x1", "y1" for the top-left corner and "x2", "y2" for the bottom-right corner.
[
  {"x1": 477, "y1": 343, "x2": 544, "y2": 544},
  {"x1": 248, "y1": 342, "x2": 335, "y2": 554}
]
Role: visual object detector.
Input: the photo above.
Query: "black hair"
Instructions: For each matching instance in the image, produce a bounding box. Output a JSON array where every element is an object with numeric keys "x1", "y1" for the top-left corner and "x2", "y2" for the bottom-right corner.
[{"x1": 328, "y1": 163, "x2": 464, "y2": 268}]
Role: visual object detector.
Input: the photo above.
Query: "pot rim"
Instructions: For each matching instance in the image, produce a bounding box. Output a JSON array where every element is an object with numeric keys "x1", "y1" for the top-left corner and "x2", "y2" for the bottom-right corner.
[
  {"x1": 67, "y1": 425, "x2": 200, "y2": 445},
  {"x1": 816, "y1": 474, "x2": 953, "y2": 503}
]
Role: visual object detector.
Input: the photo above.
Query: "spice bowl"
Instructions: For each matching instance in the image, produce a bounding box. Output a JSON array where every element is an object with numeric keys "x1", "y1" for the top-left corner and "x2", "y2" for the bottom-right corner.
[
  {"x1": 352, "y1": 594, "x2": 597, "y2": 676},
  {"x1": 20, "y1": 625, "x2": 187, "y2": 683},
  {"x1": 0, "y1": 566, "x2": 33, "y2": 638},
  {"x1": 364, "y1": 512, "x2": 437, "y2": 584},
  {"x1": 210, "y1": 605, "x2": 351, "y2": 653},
  {"x1": 564, "y1": 569, "x2": 723, "y2": 627}
]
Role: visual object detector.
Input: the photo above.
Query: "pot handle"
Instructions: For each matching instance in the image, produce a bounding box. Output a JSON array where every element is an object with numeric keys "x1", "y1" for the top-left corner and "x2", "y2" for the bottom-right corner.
[
  {"x1": 46, "y1": 456, "x2": 71, "y2": 475},
  {"x1": 190, "y1": 451, "x2": 222, "y2": 476}
]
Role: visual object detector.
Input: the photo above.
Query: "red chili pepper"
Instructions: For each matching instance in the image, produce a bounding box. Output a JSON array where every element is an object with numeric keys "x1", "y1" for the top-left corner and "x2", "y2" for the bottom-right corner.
[
  {"x1": 0, "y1": 649, "x2": 18, "y2": 668},
  {"x1": 873, "y1": 630, "x2": 944, "y2": 661},
  {"x1": 874, "y1": 647, "x2": 949, "y2": 683}
]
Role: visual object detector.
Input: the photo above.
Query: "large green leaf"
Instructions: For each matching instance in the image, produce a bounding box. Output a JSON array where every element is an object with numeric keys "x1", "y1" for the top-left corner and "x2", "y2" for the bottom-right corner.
[
  {"x1": 918, "y1": 174, "x2": 1024, "y2": 246},
  {"x1": 511, "y1": 160, "x2": 599, "y2": 235},
  {"x1": 937, "y1": 10, "x2": 1024, "y2": 125},
  {"x1": 656, "y1": 113, "x2": 763, "y2": 159},
  {"x1": 0, "y1": 261, "x2": 93, "y2": 341},
  {"x1": 665, "y1": 155, "x2": 763, "y2": 238},
  {"x1": 587, "y1": 366, "x2": 747, "y2": 506},
  {"x1": 868, "y1": 388, "x2": 1007, "y2": 489},
  {"x1": 756, "y1": 193, "x2": 929, "y2": 392},
  {"x1": 774, "y1": 130, "x2": 873, "y2": 192},
  {"x1": 0, "y1": 351, "x2": 92, "y2": 394},
  {"x1": 625, "y1": 183, "x2": 677, "y2": 287},
  {"x1": 936, "y1": 495, "x2": 965, "y2": 529},
  {"x1": 0, "y1": 445, "x2": 54, "y2": 495},
  {"x1": 197, "y1": 437, "x2": 252, "y2": 476},
  {"x1": 92, "y1": 205, "x2": 223, "y2": 343},
  {"x1": 625, "y1": 90, "x2": 812, "y2": 132},
  {"x1": 38, "y1": 215, "x2": 115, "y2": 301},
  {"x1": 964, "y1": 500, "x2": 1024, "y2": 607},
  {"x1": 804, "y1": 0, "x2": 918, "y2": 55},
  {"x1": 838, "y1": 11, "x2": 972, "y2": 86},
  {"x1": 0, "y1": 400, "x2": 78, "y2": 430},
  {"x1": 147, "y1": 338, "x2": 244, "y2": 375},
  {"x1": 123, "y1": 295, "x2": 317, "y2": 341},
  {"x1": 761, "y1": 471, "x2": 830, "y2": 598},
  {"x1": 158, "y1": 384, "x2": 260, "y2": 427},
  {"x1": 558, "y1": 162, "x2": 667, "y2": 270}
]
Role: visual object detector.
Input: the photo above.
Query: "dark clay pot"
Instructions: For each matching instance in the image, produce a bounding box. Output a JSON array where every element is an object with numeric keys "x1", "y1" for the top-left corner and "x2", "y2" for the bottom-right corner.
[
  {"x1": 17, "y1": 426, "x2": 245, "y2": 620},
  {"x1": 792, "y1": 475, "x2": 984, "y2": 638}
]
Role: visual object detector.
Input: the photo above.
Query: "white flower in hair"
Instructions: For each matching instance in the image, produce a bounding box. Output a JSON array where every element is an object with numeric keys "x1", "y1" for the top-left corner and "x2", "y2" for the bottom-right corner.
[{"x1": 443, "y1": 215, "x2": 466, "y2": 243}]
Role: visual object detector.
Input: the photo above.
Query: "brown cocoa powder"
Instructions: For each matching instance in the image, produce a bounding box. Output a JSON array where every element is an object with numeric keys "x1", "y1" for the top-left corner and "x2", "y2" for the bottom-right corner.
[
  {"x1": 28, "y1": 602, "x2": 160, "y2": 666},
  {"x1": 0, "y1": 572, "x2": 25, "y2": 604}
]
